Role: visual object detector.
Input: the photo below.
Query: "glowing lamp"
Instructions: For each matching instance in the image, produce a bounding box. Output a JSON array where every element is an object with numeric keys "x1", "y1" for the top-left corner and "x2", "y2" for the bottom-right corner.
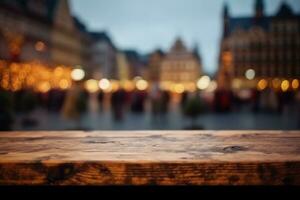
[
  {"x1": 245, "y1": 69, "x2": 255, "y2": 80},
  {"x1": 197, "y1": 76, "x2": 211, "y2": 90},
  {"x1": 71, "y1": 68, "x2": 85, "y2": 81}
]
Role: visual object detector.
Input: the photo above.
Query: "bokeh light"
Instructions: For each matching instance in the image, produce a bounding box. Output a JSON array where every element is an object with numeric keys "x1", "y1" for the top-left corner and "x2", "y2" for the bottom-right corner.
[
  {"x1": 257, "y1": 79, "x2": 268, "y2": 91},
  {"x1": 35, "y1": 41, "x2": 46, "y2": 52},
  {"x1": 173, "y1": 84, "x2": 185, "y2": 94},
  {"x1": 85, "y1": 79, "x2": 99, "y2": 93},
  {"x1": 281, "y1": 80, "x2": 289, "y2": 92},
  {"x1": 99, "y1": 78, "x2": 111, "y2": 91},
  {"x1": 136, "y1": 79, "x2": 148, "y2": 91},
  {"x1": 197, "y1": 76, "x2": 211, "y2": 90},
  {"x1": 71, "y1": 68, "x2": 85, "y2": 81},
  {"x1": 245, "y1": 69, "x2": 255, "y2": 80},
  {"x1": 272, "y1": 78, "x2": 281, "y2": 90},
  {"x1": 59, "y1": 79, "x2": 70, "y2": 90},
  {"x1": 292, "y1": 79, "x2": 299, "y2": 90}
]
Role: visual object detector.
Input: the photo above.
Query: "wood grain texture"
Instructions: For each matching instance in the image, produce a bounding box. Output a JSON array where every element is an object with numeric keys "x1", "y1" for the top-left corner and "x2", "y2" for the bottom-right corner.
[{"x1": 0, "y1": 131, "x2": 300, "y2": 185}]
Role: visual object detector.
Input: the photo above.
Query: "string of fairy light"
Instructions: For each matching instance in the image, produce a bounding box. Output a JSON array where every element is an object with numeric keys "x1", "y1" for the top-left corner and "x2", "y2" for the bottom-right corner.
[
  {"x1": 0, "y1": 61, "x2": 72, "y2": 92},
  {"x1": 0, "y1": 60, "x2": 298, "y2": 94}
]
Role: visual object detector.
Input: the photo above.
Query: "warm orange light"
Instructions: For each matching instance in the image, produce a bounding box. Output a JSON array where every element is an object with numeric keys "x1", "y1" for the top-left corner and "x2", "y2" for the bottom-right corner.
[
  {"x1": 257, "y1": 79, "x2": 268, "y2": 91},
  {"x1": 136, "y1": 79, "x2": 148, "y2": 91},
  {"x1": 0, "y1": 60, "x2": 72, "y2": 92},
  {"x1": 272, "y1": 78, "x2": 281, "y2": 89},
  {"x1": 173, "y1": 84, "x2": 185, "y2": 94},
  {"x1": 38, "y1": 82, "x2": 51, "y2": 93},
  {"x1": 281, "y1": 80, "x2": 289, "y2": 92},
  {"x1": 84, "y1": 79, "x2": 99, "y2": 93},
  {"x1": 110, "y1": 80, "x2": 120, "y2": 92},
  {"x1": 59, "y1": 79, "x2": 70, "y2": 90},
  {"x1": 35, "y1": 41, "x2": 46, "y2": 52},
  {"x1": 292, "y1": 79, "x2": 299, "y2": 90},
  {"x1": 54, "y1": 67, "x2": 64, "y2": 76},
  {"x1": 122, "y1": 80, "x2": 135, "y2": 92}
]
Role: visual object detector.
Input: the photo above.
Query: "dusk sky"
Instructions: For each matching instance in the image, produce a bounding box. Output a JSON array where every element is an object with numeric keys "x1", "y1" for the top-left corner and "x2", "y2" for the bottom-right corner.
[{"x1": 70, "y1": 0, "x2": 300, "y2": 75}]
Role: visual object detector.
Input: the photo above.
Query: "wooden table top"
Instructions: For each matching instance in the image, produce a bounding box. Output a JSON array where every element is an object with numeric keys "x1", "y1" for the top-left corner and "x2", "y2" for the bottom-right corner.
[{"x1": 0, "y1": 131, "x2": 300, "y2": 185}]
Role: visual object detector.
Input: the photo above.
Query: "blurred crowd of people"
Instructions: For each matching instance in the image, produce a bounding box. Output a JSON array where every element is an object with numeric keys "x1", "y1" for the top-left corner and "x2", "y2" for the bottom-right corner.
[{"x1": 1, "y1": 84, "x2": 300, "y2": 131}]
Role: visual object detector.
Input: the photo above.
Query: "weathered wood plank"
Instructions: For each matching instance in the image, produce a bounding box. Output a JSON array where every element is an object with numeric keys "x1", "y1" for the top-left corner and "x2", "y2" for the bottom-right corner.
[{"x1": 0, "y1": 131, "x2": 300, "y2": 185}]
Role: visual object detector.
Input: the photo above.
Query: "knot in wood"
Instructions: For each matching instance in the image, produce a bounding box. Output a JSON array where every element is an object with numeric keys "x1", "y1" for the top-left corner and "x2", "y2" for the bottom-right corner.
[{"x1": 223, "y1": 146, "x2": 248, "y2": 153}]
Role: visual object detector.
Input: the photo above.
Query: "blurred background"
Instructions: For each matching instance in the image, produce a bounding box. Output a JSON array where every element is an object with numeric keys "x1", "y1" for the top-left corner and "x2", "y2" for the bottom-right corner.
[{"x1": 0, "y1": 0, "x2": 299, "y2": 131}]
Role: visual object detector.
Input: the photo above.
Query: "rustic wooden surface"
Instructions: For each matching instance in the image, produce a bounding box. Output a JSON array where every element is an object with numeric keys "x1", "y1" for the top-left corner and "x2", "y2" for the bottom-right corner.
[{"x1": 0, "y1": 131, "x2": 300, "y2": 185}]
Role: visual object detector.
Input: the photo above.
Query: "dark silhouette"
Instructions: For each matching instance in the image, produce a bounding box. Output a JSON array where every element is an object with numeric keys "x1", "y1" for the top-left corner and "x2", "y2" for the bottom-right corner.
[
  {"x1": 130, "y1": 90, "x2": 147, "y2": 113},
  {"x1": 97, "y1": 90, "x2": 104, "y2": 111},
  {"x1": 111, "y1": 89, "x2": 126, "y2": 121}
]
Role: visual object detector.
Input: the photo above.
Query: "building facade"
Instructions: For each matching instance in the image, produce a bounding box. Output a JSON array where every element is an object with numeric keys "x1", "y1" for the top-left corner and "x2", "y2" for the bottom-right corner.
[
  {"x1": 160, "y1": 38, "x2": 202, "y2": 91},
  {"x1": 123, "y1": 50, "x2": 147, "y2": 80},
  {"x1": 147, "y1": 49, "x2": 165, "y2": 82},
  {"x1": 89, "y1": 32, "x2": 118, "y2": 80},
  {"x1": 218, "y1": 0, "x2": 300, "y2": 90},
  {"x1": 0, "y1": 0, "x2": 85, "y2": 67}
]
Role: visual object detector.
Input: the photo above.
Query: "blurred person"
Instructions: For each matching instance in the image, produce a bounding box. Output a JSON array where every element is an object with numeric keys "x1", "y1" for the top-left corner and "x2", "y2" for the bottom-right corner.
[
  {"x1": 19, "y1": 89, "x2": 39, "y2": 127},
  {"x1": 0, "y1": 90, "x2": 14, "y2": 131},
  {"x1": 111, "y1": 88, "x2": 126, "y2": 121},
  {"x1": 61, "y1": 83, "x2": 88, "y2": 129},
  {"x1": 268, "y1": 89, "x2": 279, "y2": 113},
  {"x1": 214, "y1": 89, "x2": 232, "y2": 112},
  {"x1": 181, "y1": 91, "x2": 188, "y2": 110},
  {"x1": 131, "y1": 89, "x2": 147, "y2": 113},
  {"x1": 278, "y1": 91, "x2": 295, "y2": 114},
  {"x1": 161, "y1": 90, "x2": 170, "y2": 114},
  {"x1": 296, "y1": 91, "x2": 300, "y2": 128},
  {"x1": 149, "y1": 82, "x2": 162, "y2": 116},
  {"x1": 48, "y1": 89, "x2": 66, "y2": 112},
  {"x1": 251, "y1": 89, "x2": 261, "y2": 113},
  {"x1": 182, "y1": 91, "x2": 206, "y2": 130},
  {"x1": 97, "y1": 90, "x2": 104, "y2": 112}
]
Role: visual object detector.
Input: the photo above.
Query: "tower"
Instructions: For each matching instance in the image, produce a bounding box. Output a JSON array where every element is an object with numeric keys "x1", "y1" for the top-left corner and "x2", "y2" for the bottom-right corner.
[
  {"x1": 255, "y1": 0, "x2": 264, "y2": 18},
  {"x1": 223, "y1": 2, "x2": 230, "y2": 38}
]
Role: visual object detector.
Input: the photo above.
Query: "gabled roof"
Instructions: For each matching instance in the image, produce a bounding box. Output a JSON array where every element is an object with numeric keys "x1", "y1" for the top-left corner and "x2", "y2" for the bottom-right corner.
[
  {"x1": 123, "y1": 50, "x2": 140, "y2": 60},
  {"x1": 89, "y1": 31, "x2": 117, "y2": 49},
  {"x1": 226, "y1": 1, "x2": 299, "y2": 35},
  {"x1": 73, "y1": 17, "x2": 88, "y2": 33},
  {"x1": 170, "y1": 37, "x2": 188, "y2": 53},
  {"x1": 228, "y1": 17, "x2": 271, "y2": 34},
  {"x1": 275, "y1": 2, "x2": 296, "y2": 18},
  {"x1": 123, "y1": 49, "x2": 148, "y2": 66}
]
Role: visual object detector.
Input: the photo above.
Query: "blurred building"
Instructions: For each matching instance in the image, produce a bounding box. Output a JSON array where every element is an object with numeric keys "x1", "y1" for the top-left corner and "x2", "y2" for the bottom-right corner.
[
  {"x1": 218, "y1": 0, "x2": 300, "y2": 90},
  {"x1": 160, "y1": 37, "x2": 202, "y2": 91},
  {"x1": 0, "y1": 0, "x2": 86, "y2": 67},
  {"x1": 89, "y1": 32, "x2": 118, "y2": 80},
  {"x1": 123, "y1": 50, "x2": 147, "y2": 79},
  {"x1": 116, "y1": 52, "x2": 130, "y2": 81},
  {"x1": 73, "y1": 17, "x2": 93, "y2": 77},
  {"x1": 147, "y1": 49, "x2": 165, "y2": 82}
]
